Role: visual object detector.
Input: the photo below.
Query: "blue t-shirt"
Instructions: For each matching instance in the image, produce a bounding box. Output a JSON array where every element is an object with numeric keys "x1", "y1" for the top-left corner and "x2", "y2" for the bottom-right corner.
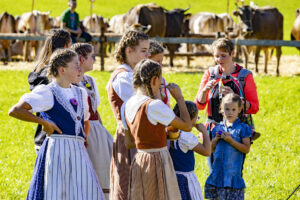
[{"x1": 205, "y1": 118, "x2": 252, "y2": 189}]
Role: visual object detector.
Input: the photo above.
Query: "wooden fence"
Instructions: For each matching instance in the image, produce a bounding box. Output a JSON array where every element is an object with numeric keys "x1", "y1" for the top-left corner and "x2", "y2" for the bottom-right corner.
[{"x1": 1, "y1": 33, "x2": 300, "y2": 70}]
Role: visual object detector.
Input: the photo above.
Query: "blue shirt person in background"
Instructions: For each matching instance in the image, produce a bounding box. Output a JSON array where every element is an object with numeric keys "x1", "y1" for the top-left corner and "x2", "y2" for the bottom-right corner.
[{"x1": 205, "y1": 93, "x2": 251, "y2": 200}]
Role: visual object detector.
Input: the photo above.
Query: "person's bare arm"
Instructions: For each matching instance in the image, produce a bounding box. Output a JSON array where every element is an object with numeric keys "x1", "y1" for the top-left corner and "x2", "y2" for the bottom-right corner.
[
  {"x1": 9, "y1": 101, "x2": 62, "y2": 135},
  {"x1": 168, "y1": 83, "x2": 192, "y2": 132},
  {"x1": 192, "y1": 123, "x2": 211, "y2": 156},
  {"x1": 61, "y1": 22, "x2": 78, "y2": 34}
]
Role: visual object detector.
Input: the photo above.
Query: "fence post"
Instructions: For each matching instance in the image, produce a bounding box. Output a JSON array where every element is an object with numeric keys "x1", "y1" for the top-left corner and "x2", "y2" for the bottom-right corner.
[{"x1": 99, "y1": 27, "x2": 105, "y2": 71}]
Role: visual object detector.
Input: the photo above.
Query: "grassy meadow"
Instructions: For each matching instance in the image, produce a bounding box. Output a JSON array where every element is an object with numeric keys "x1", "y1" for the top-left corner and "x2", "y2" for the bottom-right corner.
[
  {"x1": 0, "y1": 0, "x2": 300, "y2": 55},
  {"x1": 0, "y1": 70, "x2": 299, "y2": 199}
]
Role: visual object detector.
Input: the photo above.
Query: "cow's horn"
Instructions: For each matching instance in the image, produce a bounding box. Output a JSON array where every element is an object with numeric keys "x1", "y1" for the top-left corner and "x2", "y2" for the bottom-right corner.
[{"x1": 183, "y1": 5, "x2": 190, "y2": 12}]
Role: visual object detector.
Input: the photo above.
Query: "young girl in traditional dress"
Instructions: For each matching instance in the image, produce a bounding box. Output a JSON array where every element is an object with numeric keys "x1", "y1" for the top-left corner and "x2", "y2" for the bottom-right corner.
[
  {"x1": 71, "y1": 43, "x2": 113, "y2": 200},
  {"x1": 204, "y1": 93, "x2": 251, "y2": 200},
  {"x1": 9, "y1": 49, "x2": 105, "y2": 200},
  {"x1": 28, "y1": 28, "x2": 72, "y2": 153},
  {"x1": 169, "y1": 101, "x2": 211, "y2": 200},
  {"x1": 148, "y1": 39, "x2": 170, "y2": 106},
  {"x1": 122, "y1": 59, "x2": 192, "y2": 200},
  {"x1": 106, "y1": 30, "x2": 150, "y2": 200}
]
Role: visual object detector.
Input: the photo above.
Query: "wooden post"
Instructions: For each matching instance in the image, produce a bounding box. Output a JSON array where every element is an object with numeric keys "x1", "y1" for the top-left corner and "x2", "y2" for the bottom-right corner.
[
  {"x1": 90, "y1": 0, "x2": 94, "y2": 31},
  {"x1": 100, "y1": 27, "x2": 105, "y2": 71},
  {"x1": 31, "y1": 0, "x2": 35, "y2": 12}
]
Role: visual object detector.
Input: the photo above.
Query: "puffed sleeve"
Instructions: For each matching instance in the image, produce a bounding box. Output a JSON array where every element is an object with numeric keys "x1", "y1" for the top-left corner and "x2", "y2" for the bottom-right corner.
[
  {"x1": 241, "y1": 124, "x2": 252, "y2": 139},
  {"x1": 112, "y1": 72, "x2": 134, "y2": 102},
  {"x1": 194, "y1": 70, "x2": 210, "y2": 110},
  {"x1": 81, "y1": 88, "x2": 90, "y2": 121},
  {"x1": 20, "y1": 85, "x2": 54, "y2": 113},
  {"x1": 147, "y1": 100, "x2": 176, "y2": 126},
  {"x1": 244, "y1": 74, "x2": 259, "y2": 114},
  {"x1": 91, "y1": 76, "x2": 100, "y2": 107},
  {"x1": 178, "y1": 131, "x2": 199, "y2": 153}
]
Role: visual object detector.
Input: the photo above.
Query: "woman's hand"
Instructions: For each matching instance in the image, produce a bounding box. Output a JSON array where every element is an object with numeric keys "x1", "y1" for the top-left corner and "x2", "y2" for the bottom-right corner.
[
  {"x1": 203, "y1": 80, "x2": 216, "y2": 92},
  {"x1": 42, "y1": 120, "x2": 62, "y2": 136},
  {"x1": 167, "y1": 83, "x2": 183, "y2": 101},
  {"x1": 221, "y1": 132, "x2": 234, "y2": 143}
]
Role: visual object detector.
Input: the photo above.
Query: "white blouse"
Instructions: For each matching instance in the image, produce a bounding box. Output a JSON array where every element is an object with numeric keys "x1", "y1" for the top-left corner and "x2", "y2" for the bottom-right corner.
[
  {"x1": 111, "y1": 64, "x2": 134, "y2": 102},
  {"x1": 121, "y1": 94, "x2": 175, "y2": 129},
  {"x1": 177, "y1": 131, "x2": 199, "y2": 153},
  {"x1": 78, "y1": 75, "x2": 100, "y2": 107},
  {"x1": 20, "y1": 82, "x2": 90, "y2": 121}
]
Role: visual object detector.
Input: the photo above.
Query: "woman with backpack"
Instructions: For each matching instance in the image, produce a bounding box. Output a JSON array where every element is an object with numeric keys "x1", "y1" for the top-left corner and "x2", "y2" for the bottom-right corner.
[{"x1": 194, "y1": 38, "x2": 259, "y2": 172}]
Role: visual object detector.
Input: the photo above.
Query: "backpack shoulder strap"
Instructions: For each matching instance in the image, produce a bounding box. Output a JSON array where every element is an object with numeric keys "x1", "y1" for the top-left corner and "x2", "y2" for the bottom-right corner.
[
  {"x1": 235, "y1": 68, "x2": 252, "y2": 94},
  {"x1": 208, "y1": 65, "x2": 221, "y2": 81}
]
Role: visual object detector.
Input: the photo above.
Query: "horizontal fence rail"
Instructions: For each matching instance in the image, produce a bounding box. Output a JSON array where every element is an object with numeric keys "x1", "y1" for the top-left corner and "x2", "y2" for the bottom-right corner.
[{"x1": 1, "y1": 33, "x2": 300, "y2": 47}]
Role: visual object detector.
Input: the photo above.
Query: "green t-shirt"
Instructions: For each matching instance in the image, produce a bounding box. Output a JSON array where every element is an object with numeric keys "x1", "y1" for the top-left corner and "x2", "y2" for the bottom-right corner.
[{"x1": 61, "y1": 8, "x2": 80, "y2": 30}]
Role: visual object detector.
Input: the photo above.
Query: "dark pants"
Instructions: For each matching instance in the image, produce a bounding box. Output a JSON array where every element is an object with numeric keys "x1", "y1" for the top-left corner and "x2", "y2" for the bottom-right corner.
[{"x1": 71, "y1": 31, "x2": 92, "y2": 43}]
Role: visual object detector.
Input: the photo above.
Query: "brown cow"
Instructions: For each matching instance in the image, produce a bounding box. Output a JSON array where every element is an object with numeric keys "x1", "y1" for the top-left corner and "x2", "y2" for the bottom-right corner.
[
  {"x1": 125, "y1": 3, "x2": 166, "y2": 37},
  {"x1": 291, "y1": 8, "x2": 300, "y2": 51},
  {"x1": 17, "y1": 10, "x2": 51, "y2": 61},
  {"x1": 0, "y1": 12, "x2": 16, "y2": 62},
  {"x1": 233, "y1": 6, "x2": 283, "y2": 75},
  {"x1": 165, "y1": 6, "x2": 191, "y2": 67}
]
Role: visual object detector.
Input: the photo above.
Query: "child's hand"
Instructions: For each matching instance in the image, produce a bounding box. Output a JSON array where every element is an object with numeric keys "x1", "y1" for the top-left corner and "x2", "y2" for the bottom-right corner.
[
  {"x1": 167, "y1": 83, "x2": 183, "y2": 101},
  {"x1": 221, "y1": 132, "x2": 233, "y2": 143},
  {"x1": 195, "y1": 123, "x2": 206, "y2": 132},
  {"x1": 221, "y1": 86, "x2": 234, "y2": 96},
  {"x1": 42, "y1": 120, "x2": 62, "y2": 136}
]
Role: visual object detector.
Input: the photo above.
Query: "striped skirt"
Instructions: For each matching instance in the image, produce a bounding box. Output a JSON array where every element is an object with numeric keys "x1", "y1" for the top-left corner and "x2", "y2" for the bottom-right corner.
[
  {"x1": 109, "y1": 128, "x2": 137, "y2": 200},
  {"x1": 128, "y1": 147, "x2": 182, "y2": 200},
  {"x1": 87, "y1": 120, "x2": 113, "y2": 200},
  {"x1": 176, "y1": 171, "x2": 203, "y2": 200},
  {"x1": 44, "y1": 135, "x2": 105, "y2": 200}
]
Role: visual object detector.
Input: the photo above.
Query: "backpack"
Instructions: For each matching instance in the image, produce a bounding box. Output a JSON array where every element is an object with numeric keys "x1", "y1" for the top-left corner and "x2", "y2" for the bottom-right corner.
[{"x1": 208, "y1": 65, "x2": 255, "y2": 131}]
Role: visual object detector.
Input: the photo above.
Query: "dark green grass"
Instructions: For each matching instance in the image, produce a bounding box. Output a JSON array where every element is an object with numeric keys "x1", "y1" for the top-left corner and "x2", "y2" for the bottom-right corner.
[
  {"x1": 1, "y1": 0, "x2": 300, "y2": 55},
  {"x1": 0, "y1": 70, "x2": 299, "y2": 199}
]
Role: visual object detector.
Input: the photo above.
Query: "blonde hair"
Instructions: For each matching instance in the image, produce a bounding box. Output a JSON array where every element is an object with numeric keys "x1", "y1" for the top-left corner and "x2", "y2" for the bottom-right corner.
[
  {"x1": 48, "y1": 49, "x2": 77, "y2": 77},
  {"x1": 133, "y1": 59, "x2": 162, "y2": 98},
  {"x1": 211, "y1": 37, "x2": 234, "y2": 54},
  {"x1": 115, "y1": 30, "x2": 148, "y2": 64},
  {"x1": 220, "y1": 93, "x2": 243, "y2": 113}
]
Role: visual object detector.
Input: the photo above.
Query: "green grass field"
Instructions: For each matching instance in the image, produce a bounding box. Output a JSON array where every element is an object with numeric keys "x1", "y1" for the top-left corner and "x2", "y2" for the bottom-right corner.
[
  {"x1": 1, "y1": 0, "x2": 300, "y2": 55},
  {"x1": 0, "y1": 70, "x2": 299, "y2": 199}
]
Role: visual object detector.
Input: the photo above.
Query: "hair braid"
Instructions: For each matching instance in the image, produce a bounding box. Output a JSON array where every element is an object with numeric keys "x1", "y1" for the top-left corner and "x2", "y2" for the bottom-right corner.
[
  {"x1": 47, "y1": 49, "x2": 77, "y2": 77},
  {"x1": 133, "y1": 59, "x2": 162, "y2": 98},
  {"x1": 115, "y1": 30, "x2": 148, "y2": 64}
]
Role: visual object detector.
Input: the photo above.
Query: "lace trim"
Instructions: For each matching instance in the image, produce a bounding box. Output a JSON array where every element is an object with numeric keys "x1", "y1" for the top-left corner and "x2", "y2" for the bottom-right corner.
[
  {"x1": 81, "y1": 75, "x2": 97, "y2": 113},
  {"x1": 49, "y1": 82, "x2": 85, "y2": 137}
]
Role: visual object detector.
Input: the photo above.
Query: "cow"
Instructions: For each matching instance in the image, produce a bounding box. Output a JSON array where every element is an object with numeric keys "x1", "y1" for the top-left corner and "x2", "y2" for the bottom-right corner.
[
  {"x1": 124, "y1": 3, "x2": 166, "y2": 37},
  {"x1": 291, "y1": 8, "x2": 300, "y2": 51},
  {"x1": 17, "y1": 10, "x2": 51, "y2": 61},
  {"x1": 108, "y1": 13, "x2": 127, "y2": 34},
  {"x1": 233, "y1": 6, "x2": 283, "y2": 75},
  {"x1": 0, "y1": 12, "x2": 16, "y2": 62},
  {"x1": 83, "y1": 14, "x2": 109, "y2": 56},
  {"x1": 164, "y1": 6, "x2": 191, "y2": 67}
]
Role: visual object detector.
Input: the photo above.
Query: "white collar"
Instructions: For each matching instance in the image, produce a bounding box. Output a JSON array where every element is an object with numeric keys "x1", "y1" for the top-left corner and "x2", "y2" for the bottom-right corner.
[{"x1": 125, "y1": 95, "x2": 150, "y2": 123}]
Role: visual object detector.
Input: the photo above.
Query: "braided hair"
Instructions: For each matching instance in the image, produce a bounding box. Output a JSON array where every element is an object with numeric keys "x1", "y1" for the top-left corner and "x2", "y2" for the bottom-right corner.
[
  {"x1": 47, "y1": 49, "x2": 77, "y2": 77},
  {"x1": 70, "y1": 43, "x2": 93, "y2": 58},
  {"x1": 133, "y1": 59, "x2": 162, "y2": 98},
  {"x1": 34, "y1": 29, "x2": 71, "y2": 73},
  {"x1": 149, "y1": 39, "x2": 164, "y2": 56},
  {"x1": 115, "y1": 30, "x2": 148, "y2": 64}
]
